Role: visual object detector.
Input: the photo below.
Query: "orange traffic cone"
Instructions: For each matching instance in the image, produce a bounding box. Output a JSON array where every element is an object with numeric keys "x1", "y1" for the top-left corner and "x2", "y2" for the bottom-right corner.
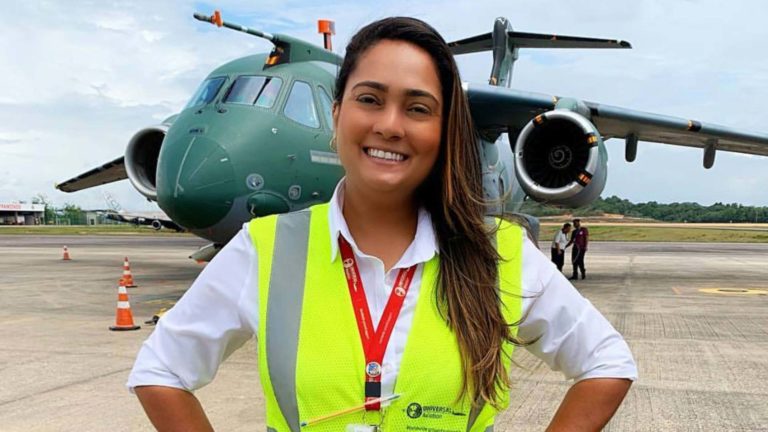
[
  {"x1": 120, "y1": 257, "x2": 137, "y2": 288},
  {"x1": 109, "y1": 283, "x2": 140, "y2": 331},
  {"x1": 62, "y1": 246, "x2": 71, "y2": 261}
]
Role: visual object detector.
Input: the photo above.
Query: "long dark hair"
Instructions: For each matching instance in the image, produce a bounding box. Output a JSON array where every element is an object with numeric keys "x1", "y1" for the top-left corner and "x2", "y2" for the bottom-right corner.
[{"x1": 334, "y1": 17, "x2": 525, "y2": 408}]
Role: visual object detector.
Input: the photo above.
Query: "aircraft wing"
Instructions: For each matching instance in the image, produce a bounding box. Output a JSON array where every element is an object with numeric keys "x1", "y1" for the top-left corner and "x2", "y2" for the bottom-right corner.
[
  {"x1": 586, "y1": 103, "x2": 768, "y2": 157},
  {"x1": 157, "y1": 219, "x2": 185, "y2": 232},
  {"x1": 56, "y1": 156, "x2": 127, "y2": 192},
  {"x1": 465, "y1": 84, "x2": 768, "y2": 158},
  {"x1": 104, "y1": 211, "x2": 185, "y2": 232}
]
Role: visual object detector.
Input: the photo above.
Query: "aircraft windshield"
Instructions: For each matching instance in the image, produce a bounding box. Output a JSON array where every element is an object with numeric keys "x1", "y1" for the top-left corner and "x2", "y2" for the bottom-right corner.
[
  {"x1": 318, "y1": 87, "x2": 334, "y2": 130},
  {"x1": 284, "y1": 81, "x2": 319, "y2": 128},
  {"x1": 224, "y1": 76, "x2": 283, "y2": 108},
  {"x1": 185, "y1": 77, "x2": 226, "y2": 109}
]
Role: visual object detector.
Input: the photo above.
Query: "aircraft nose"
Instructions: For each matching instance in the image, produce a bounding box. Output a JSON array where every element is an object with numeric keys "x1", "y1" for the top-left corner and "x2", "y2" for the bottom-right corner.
[{"x1": 156, "y1": 135, "x2": 235, "y2": 230}]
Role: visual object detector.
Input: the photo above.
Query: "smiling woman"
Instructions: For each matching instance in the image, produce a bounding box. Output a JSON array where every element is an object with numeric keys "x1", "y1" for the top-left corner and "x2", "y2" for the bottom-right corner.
[
  {"x1": 334, "y1": 40, "x2": 443, "y2": 237},
  {"x1": 129, "y1": 16, "x2": 636, "y2": 432}
]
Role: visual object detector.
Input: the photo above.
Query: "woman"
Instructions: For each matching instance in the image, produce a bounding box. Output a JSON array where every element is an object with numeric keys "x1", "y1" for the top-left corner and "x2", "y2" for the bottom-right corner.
[{"x1": 129, "y1": 17, "x2": 636, "y2": 431}]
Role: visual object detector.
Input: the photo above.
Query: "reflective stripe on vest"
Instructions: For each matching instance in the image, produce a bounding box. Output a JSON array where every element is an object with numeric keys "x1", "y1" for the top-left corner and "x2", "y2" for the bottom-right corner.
[{"x1": 249, "y1": 204, "x2": 523, "y2": 432}]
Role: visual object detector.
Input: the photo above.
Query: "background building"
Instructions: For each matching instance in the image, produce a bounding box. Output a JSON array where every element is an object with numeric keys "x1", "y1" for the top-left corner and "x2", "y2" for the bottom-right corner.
[{"x1": 0, "y1": 203, "x2": 45, "y2": 225}]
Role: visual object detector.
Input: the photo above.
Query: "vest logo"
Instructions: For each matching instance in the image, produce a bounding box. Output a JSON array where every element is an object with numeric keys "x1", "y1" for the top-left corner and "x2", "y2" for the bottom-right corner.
[
  {"x1": 405, "y1": 402, "x2": 466, "y2": 421},
  {"x1": 406, "y1": 403, "x2": 423, "y2": 419},
  {"x1": 343, "y1": 258, "x2": 354, "y2": 268},
  {"x1": 394, "y1": 286, "x2": 406, "y2": 297}
]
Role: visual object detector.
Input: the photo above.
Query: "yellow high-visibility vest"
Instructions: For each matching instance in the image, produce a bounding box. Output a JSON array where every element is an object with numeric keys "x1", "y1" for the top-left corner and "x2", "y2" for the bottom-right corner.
[{"x1": 248, "y1": 203, "x2": 523, "y2": 431}]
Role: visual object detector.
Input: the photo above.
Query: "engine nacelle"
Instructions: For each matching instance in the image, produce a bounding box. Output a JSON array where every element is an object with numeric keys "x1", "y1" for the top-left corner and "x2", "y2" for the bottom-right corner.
[
  {"x1": 514, "y1": 110, "x2": 608, "y2": 208},
  {"x1": 124, "y1": 125, "x2": 168, "y2": 201}
]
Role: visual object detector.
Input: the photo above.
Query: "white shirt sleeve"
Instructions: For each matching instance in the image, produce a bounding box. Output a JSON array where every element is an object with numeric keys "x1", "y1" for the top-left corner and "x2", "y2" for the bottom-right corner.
[
  {"x1": 126, "y1": 225, "x2": 259, "y2": 392},
  {"x1": 518, "y1": 235, "x2": 637, "y2": 382}
]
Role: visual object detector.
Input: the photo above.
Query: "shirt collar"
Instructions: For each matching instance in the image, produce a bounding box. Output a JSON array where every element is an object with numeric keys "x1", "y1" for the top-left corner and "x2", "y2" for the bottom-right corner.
[{"x1": 328, "y1": 178, "x2": 439, "y2": 267}]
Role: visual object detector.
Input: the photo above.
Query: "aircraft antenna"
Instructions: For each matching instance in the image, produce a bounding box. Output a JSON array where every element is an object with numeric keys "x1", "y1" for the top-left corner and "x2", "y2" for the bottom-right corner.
[{"x1": 318, "y1": 20, "x2": 335, "y2": 51}]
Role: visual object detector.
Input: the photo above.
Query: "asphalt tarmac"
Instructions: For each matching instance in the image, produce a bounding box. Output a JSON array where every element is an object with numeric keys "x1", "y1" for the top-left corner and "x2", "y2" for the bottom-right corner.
[{"x1": 0, "y1": 235, "x2": 766, "y2": 431}]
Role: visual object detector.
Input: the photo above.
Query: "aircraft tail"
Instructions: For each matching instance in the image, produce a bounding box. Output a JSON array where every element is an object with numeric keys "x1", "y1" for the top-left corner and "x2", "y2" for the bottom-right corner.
[
  {"x1": 103, "y1": 191, "x2": 122, "y2": 213},
  {"x1": 448, "y1": 18, "x2": 631, "y2": 87}
]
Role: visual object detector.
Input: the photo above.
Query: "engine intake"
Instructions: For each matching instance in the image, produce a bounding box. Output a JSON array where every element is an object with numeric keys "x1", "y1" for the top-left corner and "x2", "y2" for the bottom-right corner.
[
  {"x1": 124, "y1": 125, "x2": 168, "y2": 201},
  {"x1": 514, "y1": 110, "x2": 607, "y2": 208}
]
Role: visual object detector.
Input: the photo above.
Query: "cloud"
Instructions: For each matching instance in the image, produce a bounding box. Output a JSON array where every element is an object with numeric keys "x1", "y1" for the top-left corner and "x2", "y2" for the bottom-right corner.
[{"x1": 1, "y1": 0, "x2": 766, "y2": 212}]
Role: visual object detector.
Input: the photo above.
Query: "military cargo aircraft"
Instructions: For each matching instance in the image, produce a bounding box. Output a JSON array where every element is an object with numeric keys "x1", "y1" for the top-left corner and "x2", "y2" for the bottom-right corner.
[
  {"x1": 100, "y1": 192, "x2": 183, "y2": 232},
  {"x1": 56, "y1": 11, "x2": 768, "y2": 261}
]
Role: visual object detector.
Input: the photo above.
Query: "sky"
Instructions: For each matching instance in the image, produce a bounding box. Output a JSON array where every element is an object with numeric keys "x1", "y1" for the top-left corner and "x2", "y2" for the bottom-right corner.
[{"x1": 1, "y1": 0, "x2": 767, "y2": 211}]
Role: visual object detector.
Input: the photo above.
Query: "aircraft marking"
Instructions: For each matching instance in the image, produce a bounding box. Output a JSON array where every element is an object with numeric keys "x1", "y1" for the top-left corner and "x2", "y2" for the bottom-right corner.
[
  {"x1": 174, "y1": 136, "x2": 196, "y2": 198},
  {"x1": 310, "y1": 150, "x2": 341, "y2": 166}
]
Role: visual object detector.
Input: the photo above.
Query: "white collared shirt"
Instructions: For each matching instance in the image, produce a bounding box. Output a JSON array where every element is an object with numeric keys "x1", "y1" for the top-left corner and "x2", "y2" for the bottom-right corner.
[
  {"x1": 128, "y1": 181, "x2": 637, "y2": 396},
  {"x1": 552, "y1": 230, "x2": 568, "y2": 250}
]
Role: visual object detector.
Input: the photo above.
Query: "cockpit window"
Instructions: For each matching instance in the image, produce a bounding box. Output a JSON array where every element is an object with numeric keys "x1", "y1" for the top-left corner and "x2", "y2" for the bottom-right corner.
[
  {"x1": 224, "y1": 76, "x2": 283, "y2": 108},
  {"x1": 185, "y1": 77, "x2": 226, "y2": 109},
  {"x1": 284, "y1": 81, "x2": 319, "y2": 128},
  {"x1": 317, "y1": 86, "x2": 334, "y2": 131}
]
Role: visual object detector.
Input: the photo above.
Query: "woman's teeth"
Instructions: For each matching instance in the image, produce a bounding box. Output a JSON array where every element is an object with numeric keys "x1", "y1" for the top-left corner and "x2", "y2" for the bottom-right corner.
[{"x1": 366, "y1": 148, "x2": 405, "y2": 162}]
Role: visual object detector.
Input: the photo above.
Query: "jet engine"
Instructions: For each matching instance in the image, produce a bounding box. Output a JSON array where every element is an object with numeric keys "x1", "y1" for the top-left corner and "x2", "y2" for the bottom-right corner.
[
  {"x1": 124, "y1": 125, "x2": 168, "y2": 201},
  {"x1": 514, "y1": 109, "x2": 608, "y2": 208}
]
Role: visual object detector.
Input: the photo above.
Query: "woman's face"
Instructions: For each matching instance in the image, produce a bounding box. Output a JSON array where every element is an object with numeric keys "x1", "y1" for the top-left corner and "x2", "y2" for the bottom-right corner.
[{"x1": 333, "y1": 39, "x2": 443, "y2": 200}]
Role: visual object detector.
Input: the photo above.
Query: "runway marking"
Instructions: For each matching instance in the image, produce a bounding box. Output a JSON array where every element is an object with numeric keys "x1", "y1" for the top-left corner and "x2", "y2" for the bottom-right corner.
[{"x1": 698, "y1": 288, "x2": 767, "y2": 296}]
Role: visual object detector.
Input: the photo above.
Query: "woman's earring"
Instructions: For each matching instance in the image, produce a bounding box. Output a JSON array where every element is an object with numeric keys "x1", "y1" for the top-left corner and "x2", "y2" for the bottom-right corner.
[{"x1": 329, "y1": 134, "x2": 337, "y2": 152}]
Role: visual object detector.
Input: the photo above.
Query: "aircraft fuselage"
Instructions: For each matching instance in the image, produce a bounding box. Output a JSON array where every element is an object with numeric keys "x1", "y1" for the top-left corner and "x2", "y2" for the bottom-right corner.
[{"x1": 155, "y1": 54, "x2": 523, "y2": 243}]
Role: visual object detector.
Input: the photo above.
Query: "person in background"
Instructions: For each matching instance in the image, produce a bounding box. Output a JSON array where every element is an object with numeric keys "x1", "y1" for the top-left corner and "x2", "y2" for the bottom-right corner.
[
  {"x1": 551, "y1": 222, "x2": 571, "y2": 272},
  {"x1": 567, "y1": 218, "x2": 589, "y2": 280}
]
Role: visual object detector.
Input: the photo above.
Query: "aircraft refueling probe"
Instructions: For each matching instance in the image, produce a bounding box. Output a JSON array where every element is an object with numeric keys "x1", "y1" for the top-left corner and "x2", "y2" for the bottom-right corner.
[
  {"x1": 193, "y1": 10, "x2": 341, "y2": 66},
  {"x1": 194, "y1": 10, "x2": 275, "y2": 42}
]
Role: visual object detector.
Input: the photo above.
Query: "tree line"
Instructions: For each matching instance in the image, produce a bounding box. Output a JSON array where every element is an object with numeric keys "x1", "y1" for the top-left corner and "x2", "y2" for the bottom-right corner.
[
  {"x1": 19, "y1": 194, "x2": 768, "y2": 225},
  {"x1": 520, "y1": 195, "x2": 768, "y2": 223},
  {"x1": 29, "y1": 194, "x2": 86, "y2": 225}
]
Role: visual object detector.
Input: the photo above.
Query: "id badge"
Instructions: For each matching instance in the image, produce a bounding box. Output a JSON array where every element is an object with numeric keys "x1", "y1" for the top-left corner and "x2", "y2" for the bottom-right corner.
[{"x1": 346, "y1": 424, "x2": 379, "y2": 432}]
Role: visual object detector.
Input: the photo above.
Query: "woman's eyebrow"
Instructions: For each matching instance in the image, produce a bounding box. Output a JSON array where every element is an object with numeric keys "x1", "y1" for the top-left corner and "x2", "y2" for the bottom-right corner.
[
  {"x1": 352, "y1": 81, "x2": 439, "y2": 104},
  {"x1": 405, "y1": 89, "x2": 440, "y2": 105},
  {"x1": 352, "y1": 80, "x2": 387, "y2": 92}
]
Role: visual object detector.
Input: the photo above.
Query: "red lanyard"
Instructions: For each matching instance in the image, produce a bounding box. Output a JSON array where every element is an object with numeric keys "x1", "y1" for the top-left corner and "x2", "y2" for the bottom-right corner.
[{"x1": 339, "y1": 236, "x2": 417, "y2": 411}]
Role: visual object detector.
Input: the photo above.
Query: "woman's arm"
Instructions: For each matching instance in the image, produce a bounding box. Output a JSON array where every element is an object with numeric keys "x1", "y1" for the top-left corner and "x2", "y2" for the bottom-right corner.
[
  {"x1": 546, "y1": 378, "x2": 632, "y2": 432},
  {"x1": 517, "y1": 235, "x2": 637, "y2": 430},
  {"x1": 135, "y1": 386, "x2": 214, "y2": 432},
  {"x1": 127, "y1": 226, "x2": 259, "y2": 429}
]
